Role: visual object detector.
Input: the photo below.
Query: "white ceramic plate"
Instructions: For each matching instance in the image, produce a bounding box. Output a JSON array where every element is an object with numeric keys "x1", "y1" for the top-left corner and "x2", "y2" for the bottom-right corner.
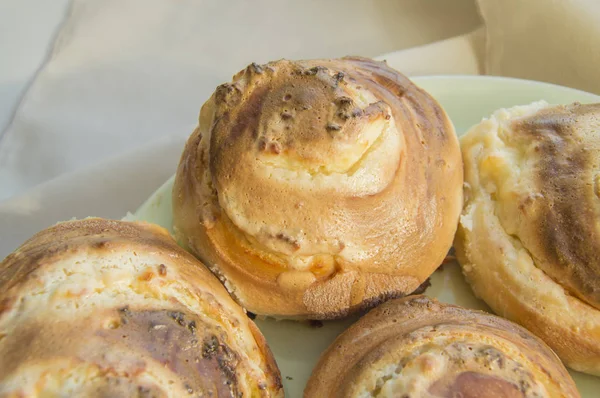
[{"x1": 130, "y1": 76, "x2": 600, "y2": 397}]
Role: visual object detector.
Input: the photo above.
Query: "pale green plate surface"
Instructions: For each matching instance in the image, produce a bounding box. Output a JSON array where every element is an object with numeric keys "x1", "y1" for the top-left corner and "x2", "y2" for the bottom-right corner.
[{"x1": 131, "y1": 76, "x2": 600, "y2": 397}]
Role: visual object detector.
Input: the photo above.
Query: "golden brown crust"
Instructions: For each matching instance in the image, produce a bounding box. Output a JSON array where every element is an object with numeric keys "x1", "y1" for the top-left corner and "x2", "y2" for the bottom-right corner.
[
  {"x1": 456, "y1": 102, "x2": 600, "y2": 375},
  {"x1": 511, "y1": 104, "x2": 600, "y2": 308},
  {"x1": 0, "y1": 218, "x2": 282, "y2": 397},
  {"x1": 172, "y1": 57, "x2": 463, "y2": 319},
  {"x1": 304, "y1": 296, "x2": 579, "y2": 398}
]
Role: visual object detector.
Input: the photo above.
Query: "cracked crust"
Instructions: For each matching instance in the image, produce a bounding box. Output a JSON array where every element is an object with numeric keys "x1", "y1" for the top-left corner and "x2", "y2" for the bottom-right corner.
[
  {"x1": 304, "y1": 296, "x2": 579, "y2": 398},
  {"x1": 0, "y1": 218, "x2": 282, "y2": 397},
  {"x1": 455, "y1": 101, "x2": 600, "y2": 375},
  {"x1": 172, "y1": 57, "x2": 462, "y2": 319}
]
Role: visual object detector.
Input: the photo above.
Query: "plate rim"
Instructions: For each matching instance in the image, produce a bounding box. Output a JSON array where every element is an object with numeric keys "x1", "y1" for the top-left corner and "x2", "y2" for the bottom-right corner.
[{"x1": 411, "y1": 74, "x2": 600, "y2": 99}]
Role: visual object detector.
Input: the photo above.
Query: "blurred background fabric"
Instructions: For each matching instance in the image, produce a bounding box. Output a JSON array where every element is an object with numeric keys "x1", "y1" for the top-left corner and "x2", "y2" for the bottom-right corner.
[
  {"x1": 0, "y1": 0, "x2": 481, "y2": 200},
  {"x1": 0, "y1": 0, "x2": 598, "y2": 201},
  {"x1": 479, "y1": 0, "x2": 600, "y2": 95}
]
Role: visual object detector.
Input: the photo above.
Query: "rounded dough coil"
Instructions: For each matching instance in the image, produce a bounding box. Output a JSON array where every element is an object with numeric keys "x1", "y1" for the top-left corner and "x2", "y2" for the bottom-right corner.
[
  {"x1": 0, "y1": 218, "x2": 282, "y2": 397},
  {"x1": 455, "y1": 101, "x2": 600, "y2": 375},
  {"x1": 305, "y1": 295, "x2": 579, "y2": 398},
  {"x1": 172, "y1": 57, "x2": 463, "y2": 319}
]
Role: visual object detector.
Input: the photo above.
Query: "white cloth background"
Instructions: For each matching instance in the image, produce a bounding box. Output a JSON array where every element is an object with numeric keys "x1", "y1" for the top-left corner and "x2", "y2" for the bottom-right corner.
[
  {"x1": 0, "y1": 0, "x2": 482, "y2": 200},
  {"x1": 1, "y1": 0, "x2": 599, "y2": 201},
  {"x1": 480, "y1": 0, "x2": 600, "y2": 95}
]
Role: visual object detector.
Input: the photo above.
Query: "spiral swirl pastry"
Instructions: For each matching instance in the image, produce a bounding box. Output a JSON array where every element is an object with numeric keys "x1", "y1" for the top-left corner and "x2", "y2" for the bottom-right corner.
[
  {"x1": 172, "y1": 57, "x2": 462, "y2": 319},
  {"x1": 305, "y1": 295, "x2": 579, "y2": 397},
  {"x1": 455, "y1": 101, "x2": 600, "y2": 375},
  {"x1": 0, "y1": 219, "x2": 282, "y2": 397}
]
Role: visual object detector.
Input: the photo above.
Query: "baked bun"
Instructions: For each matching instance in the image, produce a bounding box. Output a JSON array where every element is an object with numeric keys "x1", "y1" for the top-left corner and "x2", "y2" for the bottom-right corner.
[
  {"x1": 172, "y1": 57, "x2": 462, "y2": 319},
  {"x1": 305, "y1": 295, "x2": 579, "y2": 397},
  {"x1": 455, "y1": 101, "x2": 600, "y2": 375},
  {"x1": 0, "y1": 218, "x2": 282, "y2": 397}
]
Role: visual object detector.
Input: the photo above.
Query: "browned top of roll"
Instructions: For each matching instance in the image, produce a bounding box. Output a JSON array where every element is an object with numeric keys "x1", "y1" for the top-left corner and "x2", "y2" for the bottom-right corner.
[
  {"x1": 304, "y1": 296, "x2": 579, "y2": 398},
  {"x1": 0, "y1": 219, "x2": 282, "y2": 397},
  {"x1": 173, "y1": 57, "x2": 463, "y2": 319},
  {"x1": 506, "y1": 103, "x2": 600, "y2": 308},
  {"x1": 455, "y1": 101, "x2": 600, "y2": 375}
]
